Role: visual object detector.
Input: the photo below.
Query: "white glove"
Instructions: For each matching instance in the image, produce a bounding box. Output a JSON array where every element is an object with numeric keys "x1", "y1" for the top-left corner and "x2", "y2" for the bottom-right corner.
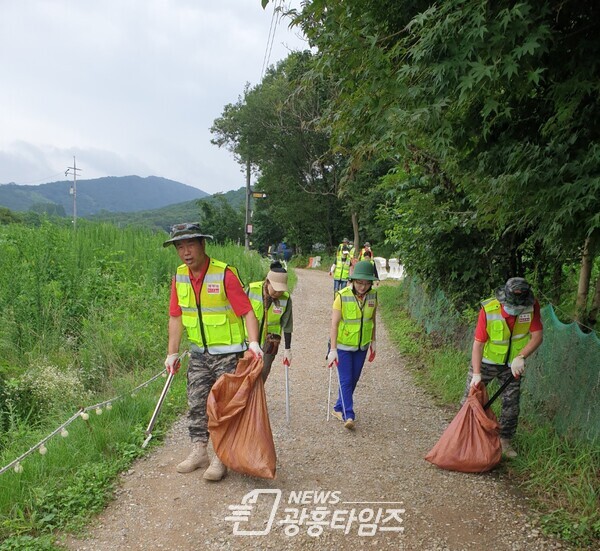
[
  {"x1": 511, "y1": 355, "x2": 525, "y2": 378},
  {"x1": 164, "y1": 353, "x2": 180, "y2": 375},
  {"x1": 248, "y1": 341, "x2": 264, "y2": 359},
  {"x1": 327, "y1": 349, "x2": 338, "y2": 368},
  {"x1": 283, "y1": 349, "x2": 292, "y2": 367},
  {"x1": 470, "y1": 372, "x2": 482, "y2": 387}
]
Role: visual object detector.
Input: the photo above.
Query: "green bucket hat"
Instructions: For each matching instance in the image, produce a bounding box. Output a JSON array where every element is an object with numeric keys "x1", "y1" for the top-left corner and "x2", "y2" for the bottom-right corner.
[
  {"x1": 349, "y1": 260, "x2": 378, "y2": 281},
  {"x1": 163, "y1": 223, "x2": 213, "y2": 247}
]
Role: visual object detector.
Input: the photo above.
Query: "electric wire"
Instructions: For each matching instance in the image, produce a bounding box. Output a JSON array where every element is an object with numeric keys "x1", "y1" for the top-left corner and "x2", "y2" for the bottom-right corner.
[{"x1": 260, "y1": 0, "x2": 284, "y2": 79}]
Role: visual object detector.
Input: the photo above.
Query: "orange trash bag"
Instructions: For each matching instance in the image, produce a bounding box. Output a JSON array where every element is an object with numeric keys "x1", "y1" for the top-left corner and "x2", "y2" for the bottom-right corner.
[
  {"x1": 425, "y1": 383, "x2": 502, "y2": 473},
  {"x1": 207, "y1": 353, "x2": 276, "y2": 479}
]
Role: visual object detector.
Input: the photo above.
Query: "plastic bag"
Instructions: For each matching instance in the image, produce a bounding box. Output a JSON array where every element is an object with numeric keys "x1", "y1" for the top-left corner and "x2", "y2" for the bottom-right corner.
[
  {"x1": 425, "y1": 383, "x2": 501, "y2": 473},
  {"x1": 207, "y1": 352, "x2": 276, "y2": 479}
]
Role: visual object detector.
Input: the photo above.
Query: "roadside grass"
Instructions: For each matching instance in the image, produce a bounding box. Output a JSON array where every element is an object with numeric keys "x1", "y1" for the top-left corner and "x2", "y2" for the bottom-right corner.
[
  {"x1": 0, "y1": 367, "x2": 187, "y2": 548},
  {"x1": 0, "y1": 221, "x2": 269, "y2": 549},
  {"x1": 378, "y1": 283, "x2": 600, "y2": 549}
]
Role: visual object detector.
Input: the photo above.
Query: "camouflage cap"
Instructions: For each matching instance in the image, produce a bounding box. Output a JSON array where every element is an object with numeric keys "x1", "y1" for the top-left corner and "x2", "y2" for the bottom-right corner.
[
  {"x1": 495, "y1": 277, "x2": 534, "y2": 306},
  {"x1": 163, "y1": 223, "x2": 213, "y2": 247}
]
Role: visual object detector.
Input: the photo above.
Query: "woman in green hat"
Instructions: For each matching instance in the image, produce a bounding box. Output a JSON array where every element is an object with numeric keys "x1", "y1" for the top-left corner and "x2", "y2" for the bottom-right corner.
[{"x1": 326, "y1": 260, "x2": 378, "y2": 429}]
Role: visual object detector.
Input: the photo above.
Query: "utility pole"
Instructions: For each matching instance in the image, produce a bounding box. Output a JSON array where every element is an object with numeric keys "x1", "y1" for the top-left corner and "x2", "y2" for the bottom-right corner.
[
  {"x1": 65, "y1": 156, "x2": 81, "y2": 230},
  {"x1": 244, "y1": 159, "x2": 251, "y2": 251}
]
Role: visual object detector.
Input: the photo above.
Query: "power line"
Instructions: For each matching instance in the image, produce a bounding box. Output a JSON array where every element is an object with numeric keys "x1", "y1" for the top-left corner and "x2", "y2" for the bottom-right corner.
[{"x1": 261, "y1": 0, "x2": 283, "y2": 79}]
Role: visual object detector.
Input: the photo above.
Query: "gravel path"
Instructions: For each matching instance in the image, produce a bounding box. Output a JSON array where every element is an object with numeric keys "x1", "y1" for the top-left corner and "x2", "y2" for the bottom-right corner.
[{"x1": 65, "y1": 269, "x2": 567, "y2": 551}]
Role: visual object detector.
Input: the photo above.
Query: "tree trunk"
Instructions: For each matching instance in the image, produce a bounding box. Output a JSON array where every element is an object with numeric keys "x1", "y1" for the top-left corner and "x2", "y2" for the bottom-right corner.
[
  {"x1": 351, "y1": 212, "x2": 359, "y2": 258},
  {"x1": 575, "y1": 235, "x2": 594, "y2": 324},
  {"x1": 587, "y1": 274, "x2": 600, "y2": 329},
  {"x1": 551, "y1": 262, "x2": 563, "y2": 304}
]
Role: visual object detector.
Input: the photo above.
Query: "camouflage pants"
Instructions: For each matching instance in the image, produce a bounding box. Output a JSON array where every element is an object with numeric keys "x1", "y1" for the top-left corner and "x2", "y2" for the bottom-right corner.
[
  {"x1": 187, "y1": 350, "x2": 240, "y2": 443},
  {"x1": 462, "y1": 363, "x2": 522, "y2": 439}
]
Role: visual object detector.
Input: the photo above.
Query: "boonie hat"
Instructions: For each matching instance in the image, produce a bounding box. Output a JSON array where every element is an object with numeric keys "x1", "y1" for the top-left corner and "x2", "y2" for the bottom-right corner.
[
  {"x1": 163, "y1": 223, "x2": 213, "y2": 247},
  {"x1": 267, "y1": 270, "x2": 288, "y2": 292},
  {"x1": 495, "y1": 277, "x2": 534, "y2": 306},
  {"x1": 342, "y1": 237, "x2": 350, "y2": 243},
  {"x1": 364, "y1": 242, "x2": 371, "y2": 247},
  {"x1": 349, "y1": 260, "x2": 378, "y2": 281}
]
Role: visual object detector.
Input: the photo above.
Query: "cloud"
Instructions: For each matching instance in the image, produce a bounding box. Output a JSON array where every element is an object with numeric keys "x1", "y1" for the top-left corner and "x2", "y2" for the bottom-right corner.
[{"x1": 0, "y1": 0, "x2": 307, "y2": 194}]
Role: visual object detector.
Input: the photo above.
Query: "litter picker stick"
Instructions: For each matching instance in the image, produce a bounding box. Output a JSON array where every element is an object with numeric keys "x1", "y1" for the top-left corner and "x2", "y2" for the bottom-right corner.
[
  {"x1": 142, "y1": 350, "x2": 189, "y2": 448},
  {"x1": 333, "y1": 360, "x2": 347, "y2": 420},
  {"x1": 483, "y1": 374, "x2": 515, "y2": 410},
  {"x1": 142, "y1": 371, "x2": 174, "y2": 448},
  {"x1": 284, "y1": 362, "x2": 291, "y2": 423},
  {"x1": 326, "y1": 365, "x2": 333, "y2": 421}
]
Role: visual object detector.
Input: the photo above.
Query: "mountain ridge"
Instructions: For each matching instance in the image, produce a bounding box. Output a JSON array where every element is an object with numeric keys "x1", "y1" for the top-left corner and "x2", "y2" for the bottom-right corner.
[{"x1": 0, "y1": 175, "x2": 209, "y2": 216}]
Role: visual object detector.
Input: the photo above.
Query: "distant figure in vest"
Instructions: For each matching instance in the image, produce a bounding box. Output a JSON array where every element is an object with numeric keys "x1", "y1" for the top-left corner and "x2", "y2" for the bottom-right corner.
[
  {"x1": 327, "y1": 261, "x2": 378, "y2": 430},
  {"x1": 163, "y1": 223, "x2": 263, "y2": 482},
  {"x1": 245, "y1": 261, "x2": 294, "y2": 382},
  {"x1": 361, "y1": 250, "x2": 378, "y2": 280},
  {"x1": 463, "y1": 277, "x2": 543, "y2": 458},
  {"x1": 359, "y1": 241, "x2": 373, "y2": 260},
  {"x1": 333, "y1": 237, "x2": 354, "y2": 293}
]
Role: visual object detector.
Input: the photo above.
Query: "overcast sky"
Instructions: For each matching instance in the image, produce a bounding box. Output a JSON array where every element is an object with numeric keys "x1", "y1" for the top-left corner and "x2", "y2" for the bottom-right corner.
[{"x1": 0, "y1": 1, "x2": 307, "y2": 194}]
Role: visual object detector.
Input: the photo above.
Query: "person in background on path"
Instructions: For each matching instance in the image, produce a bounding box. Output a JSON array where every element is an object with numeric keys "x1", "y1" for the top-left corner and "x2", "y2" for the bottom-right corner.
[
  {"x1": 333, "y1": 238, "x2": 353, "y2": 293},
  {"x1": 327, "y1": 261, "x2": 378, "y2": 430},
  {"x1": 359, "y1": 241, "x2": 373, "y2": 260},
  {"x1": 245, "y1": 261, "x2": 293, "y2": 382},
  {"x1": 463, "y1": 277, "x2": 543, "y2": 458},
  {"x1": 362, "y1": 250, "x2": 378, "y2": 280},
  {"x1": 163, "y1": 223, "x2": 263, "y2": 482}
]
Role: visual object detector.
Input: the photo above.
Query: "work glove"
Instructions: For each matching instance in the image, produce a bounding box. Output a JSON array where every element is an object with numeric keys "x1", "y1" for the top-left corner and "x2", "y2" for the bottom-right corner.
[
  {"x1": 164, "y1": 353, "x2": 180, "y2": 375},
  {"x1": 327, "y1": 349, "x2": 338, "y2": 369},
  {"x1": 511, "y1": 355, "x2": 525, "y2": 379},
  {"x1": 470, "y1": 372, "x2": 482, "y2": 387},
  {"x1": 283, "y1": 348, "x2": 292, "y2": 367},
  {"x1": 368, "y1": 340, "x2": 376, "y2": 362},
  {"x1": 248, "y1": 341, "x2": 264, "y2": 359}
]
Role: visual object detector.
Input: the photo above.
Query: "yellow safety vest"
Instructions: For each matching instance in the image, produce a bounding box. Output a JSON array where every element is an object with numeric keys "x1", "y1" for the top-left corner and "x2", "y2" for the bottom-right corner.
[
  {"x1": 336, "y1": 286, "x2": 377, "y2": 351},
  {"x1": 245, "y1": 281, "x2": 289, "y2": 345},
  {"x1": 481, "y1": 298, "x2": 533, "y2": 366},
  {"x1": 359, "y1": 248, "x2": 372, "y2": 260},
  {"x1": 175, "y1": 259, "x2": 246, "y2": 355},
  {"x1": 334, "y1": 245, "x2": 353, "y2": 280}
]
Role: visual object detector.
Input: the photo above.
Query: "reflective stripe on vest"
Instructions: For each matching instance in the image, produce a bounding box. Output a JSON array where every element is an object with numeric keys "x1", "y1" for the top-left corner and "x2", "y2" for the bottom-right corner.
[
  {"x1": 175, "y1": 259, "x2": 246, "y2": 355},
  {"x1": 481, "y1": 298, "x2": 533, "y2": 366},
  {"x1": 245, "y1": 281, "x2": 289, "y2": 345},
  {"x1": 336, "y1": 286, "x2": 377, "y2": 351}
]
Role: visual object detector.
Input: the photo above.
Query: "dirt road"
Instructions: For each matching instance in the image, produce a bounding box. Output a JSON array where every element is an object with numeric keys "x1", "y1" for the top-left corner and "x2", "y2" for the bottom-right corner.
[{"x1": 65, "y1": 268, "x2": 565, "y2": 550}]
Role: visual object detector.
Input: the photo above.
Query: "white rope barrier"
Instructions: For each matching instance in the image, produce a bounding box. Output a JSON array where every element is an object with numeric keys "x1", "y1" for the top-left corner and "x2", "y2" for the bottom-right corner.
[{"x1": 0, "y1": 354, "x2": 186, "y2": 476}]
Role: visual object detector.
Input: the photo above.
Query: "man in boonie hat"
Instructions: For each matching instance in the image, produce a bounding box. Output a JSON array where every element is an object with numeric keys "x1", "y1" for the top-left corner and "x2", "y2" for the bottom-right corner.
[
  {"x1": 359, "y1": 241, "x2": 373, "y2": 261},
  {"x1": 245, "y1": 261, "x2": 293, "y2": 382},
  {"x1": 327, "y1": 260, "x2": 378, "y2": 430},
  {"x1": 462, "y1": 276, "x2": 543, "y2": 458},
  {"x1": 163, "y1": 223, "x2": 262, "y2": 481}
]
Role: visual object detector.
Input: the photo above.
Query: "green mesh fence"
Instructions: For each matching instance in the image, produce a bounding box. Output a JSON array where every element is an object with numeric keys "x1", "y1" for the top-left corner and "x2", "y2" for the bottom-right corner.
[
  {"x1": 524, "y1": 305, "x2": 600, "y2": 443},
  {"x1": 401, "y1": 276, "x2": 473, "y2": 350},
  {"x1": 401, "y1": 277, "x2": 600, "y2": 443}
]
